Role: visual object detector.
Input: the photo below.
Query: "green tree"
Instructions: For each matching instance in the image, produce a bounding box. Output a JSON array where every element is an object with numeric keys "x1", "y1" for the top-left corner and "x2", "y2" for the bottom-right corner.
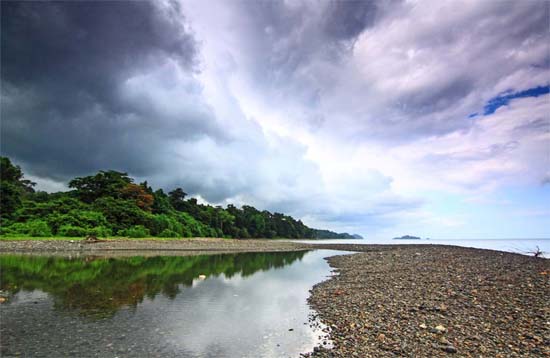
[
  {"x1": 69, "y1": 170, "x2": 132, "y2": 203},
  {"x1": 0, "y1": 157, "x2": 35, "y2": 219}
]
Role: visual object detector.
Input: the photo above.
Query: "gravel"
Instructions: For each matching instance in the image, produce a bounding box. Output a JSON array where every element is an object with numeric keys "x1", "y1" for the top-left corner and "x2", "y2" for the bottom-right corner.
[
  {"x1": 0, "y1": 238, "x2": 311, "y2": 255},
  {"x1": 307, "y1": 245, "x2": 550, "y2": 357}
]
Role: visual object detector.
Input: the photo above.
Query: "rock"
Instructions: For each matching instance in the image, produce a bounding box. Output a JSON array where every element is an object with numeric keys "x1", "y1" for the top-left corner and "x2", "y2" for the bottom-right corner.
[
  {"x1": 443, "y1": 345, "x2": 457, "y2": 353},
  {"x1": 288, "y1": 328, "x2": 294, "y2": 331},
  {"x1": 377, "y1": 333, "x2": 385, "y2": 342},
  {"x1": 419, "y1": 323, "x2": 427, "y2": 329},
  {"x1": 435, "y1": 325, "x2": 447, "y2": 333}
]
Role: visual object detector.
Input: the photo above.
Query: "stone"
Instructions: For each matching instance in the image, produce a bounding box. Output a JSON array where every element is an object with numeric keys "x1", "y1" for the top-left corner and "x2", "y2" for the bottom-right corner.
[
  {"x1": 419, "y1": 323, "x2": 427, "y2": 329},
  {"x1": 443, "y1": 345, "x2": 457, "y2": 353},
  {"x1": 435, "y1": 325, "x2": 447, "y2": 333}
]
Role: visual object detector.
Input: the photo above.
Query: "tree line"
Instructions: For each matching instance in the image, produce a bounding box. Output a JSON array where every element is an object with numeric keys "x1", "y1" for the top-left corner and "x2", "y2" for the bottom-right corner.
[{"x1": 0, "y1": 157, "x2": 361, "y2": 239}]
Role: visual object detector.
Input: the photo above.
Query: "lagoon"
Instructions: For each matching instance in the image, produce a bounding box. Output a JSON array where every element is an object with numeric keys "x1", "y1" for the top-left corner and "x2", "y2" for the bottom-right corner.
[{"x1": 0, "y1": 250, "x2": 343, "y2": 358}]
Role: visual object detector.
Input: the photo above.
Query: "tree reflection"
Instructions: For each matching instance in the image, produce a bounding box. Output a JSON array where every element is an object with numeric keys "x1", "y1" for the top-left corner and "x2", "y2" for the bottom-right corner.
[{"x1": 0, "y1": 251, "x2": 307, "y2": 317}]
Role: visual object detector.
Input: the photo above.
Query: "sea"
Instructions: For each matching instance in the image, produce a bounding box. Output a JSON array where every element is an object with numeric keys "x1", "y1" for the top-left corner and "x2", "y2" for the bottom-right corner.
[{"x1": 293, "y1": 238, "x2": 550, "y2": 258}]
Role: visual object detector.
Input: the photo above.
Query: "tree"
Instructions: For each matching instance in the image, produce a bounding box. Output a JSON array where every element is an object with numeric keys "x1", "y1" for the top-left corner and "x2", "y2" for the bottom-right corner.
[
  {"x1": 168, "y1": 188, "x2": 187, "y2": 211},
  {"x1": 120, "y1": 183, "x2": 154, "y2": 211},
  {"x1": 0, "y1": 157, "x2": 35, "y2": 218},
  {"x1": 69, "y1": 170, "x2": 132, "y2": 203}
]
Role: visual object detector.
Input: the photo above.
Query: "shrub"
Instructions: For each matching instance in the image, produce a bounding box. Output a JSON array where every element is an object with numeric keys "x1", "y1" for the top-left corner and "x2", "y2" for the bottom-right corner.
[
  {"x1": 87, "y1": 226, "x2": 112, "y2": 237},
  {"x1": 0, "y1": 222, "x2": 23, "y2": 236},
  {"x1": 120, "y1": 225, "x2": 149, "y2": 238},
  {"x1": 26, "y1": 220, "x2": 52, "y2": 237},
  {"x1": 158, "y1": 229, "x2": 179, "y2": 238},
  {"x1": 151, "y1": 214, "x2": 183, "y2": 236},
  {"x1": 58, "y1": 225, "x2": 87, "y2": 237}
]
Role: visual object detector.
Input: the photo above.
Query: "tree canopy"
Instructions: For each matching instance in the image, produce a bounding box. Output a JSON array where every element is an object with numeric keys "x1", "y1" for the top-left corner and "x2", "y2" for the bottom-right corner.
[{"x1": 0, "y1": 156, "x2": 360, "y2": 239}]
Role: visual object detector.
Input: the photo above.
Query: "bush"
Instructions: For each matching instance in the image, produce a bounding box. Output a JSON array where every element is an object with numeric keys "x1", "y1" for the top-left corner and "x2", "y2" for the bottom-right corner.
[
  {"x1": 87, "y1": 226, "x2": 112, "y2": 237},
  {"x1": 26, "y1": 220, "x2": 52, "y2": 237},
  {"x1": 58, "y1": 225, "x2": 87, "y2": 237},
  {"x1": 151, "y1": 214, "x2": 183, "y2": 236},
  {"x1": 158, "y1": 229, "x2": 179, "y2": 238},
  {"x1": 120, "y1": 225, "x2": 149, "y2": 238},
  {"x1": 0, "y1": 222, "x2": 23, "y2": 236}
]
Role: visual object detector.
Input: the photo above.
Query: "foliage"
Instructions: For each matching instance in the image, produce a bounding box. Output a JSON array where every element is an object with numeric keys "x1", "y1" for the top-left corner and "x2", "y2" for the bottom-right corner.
[
  {"x1": 158, "y1": 229, "x2": 180, "y2": 238},
  {"x1": 57, "y1": 225, "x2": 88, "y2": 237},
  {"x1": 4, "y1": 219, "x2": 53, "y2": 237},
  {"x1": 0, "y1": 156, "x2": 357, "y2": 239},
  {"x1": 0, "y1": 157, "x2": 35, "y2": 219},
  {"x1": 119, "y1": 225, "x2": 150, "y2": 238},
  {"x1": 69, "y1": 170, "x2": 132, "y2": 203},
  {"x1": 120, "y1": 183, "x2": 154, "y2": 211}
]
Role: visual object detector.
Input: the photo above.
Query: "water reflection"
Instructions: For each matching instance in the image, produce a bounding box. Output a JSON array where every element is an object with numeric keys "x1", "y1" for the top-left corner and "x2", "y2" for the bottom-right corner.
[
  {"x1": 0, "y1": 252, "x2": 307, "y2": 317},
  {"x1": 0, "y1": 250, "x2": 337, "y2": 357}
]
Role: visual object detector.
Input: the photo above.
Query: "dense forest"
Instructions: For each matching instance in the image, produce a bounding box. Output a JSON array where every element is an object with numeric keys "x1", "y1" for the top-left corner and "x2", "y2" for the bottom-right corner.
[{"x1": 0, "y1": 157, "x2": 361, "y2": 239}]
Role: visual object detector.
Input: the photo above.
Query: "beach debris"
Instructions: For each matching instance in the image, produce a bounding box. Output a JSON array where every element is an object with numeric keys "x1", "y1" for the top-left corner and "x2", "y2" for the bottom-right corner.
[
  {"x1": 83, "y1": 235, "x2": 101, "y2": 243},
  {"x1": 529, "y1": 246, "x2": 544, "y2": 258}
]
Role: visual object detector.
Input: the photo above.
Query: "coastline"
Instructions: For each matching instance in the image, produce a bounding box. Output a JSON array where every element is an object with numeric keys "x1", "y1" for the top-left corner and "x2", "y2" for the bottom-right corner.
[
  {"x1": 1, "y1": 239, "x2": 548, "y2": 356},
  {"x1": 307, "y1": 245, "x2": 549, "y2": 357},
  {"x1": 0, "y1": 238, "x2": 312, "y2": 255}
]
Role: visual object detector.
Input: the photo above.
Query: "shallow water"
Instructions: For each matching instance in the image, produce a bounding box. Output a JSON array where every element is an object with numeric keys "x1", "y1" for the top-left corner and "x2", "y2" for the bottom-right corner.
[
  {"x1": 0, "y1": 250, "x2": 343, "y2": 358},
  {"x1": 294, "y1": 238, "x2": 550, "y2": 257}
]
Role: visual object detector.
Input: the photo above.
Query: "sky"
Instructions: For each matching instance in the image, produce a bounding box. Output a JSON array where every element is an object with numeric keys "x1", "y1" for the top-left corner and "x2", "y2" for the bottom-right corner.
[{"x1": 1, "y1": 0, "x2": 549, "y2": 239}]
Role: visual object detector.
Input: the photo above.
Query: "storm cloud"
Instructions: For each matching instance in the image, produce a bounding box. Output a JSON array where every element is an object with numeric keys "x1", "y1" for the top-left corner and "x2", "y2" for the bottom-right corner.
[{"x1": 1, "y1": 0, "x2": 549, "y2": 237}]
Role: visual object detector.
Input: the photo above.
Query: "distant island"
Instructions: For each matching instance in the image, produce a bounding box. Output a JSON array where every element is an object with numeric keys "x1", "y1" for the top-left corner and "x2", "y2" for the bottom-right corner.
[
  {"x1": 392, "y1": 235, "x2": 422, "y2": 240},
  {"x1": 0, "y1": 156, "x2": 360, "y2": 240}
]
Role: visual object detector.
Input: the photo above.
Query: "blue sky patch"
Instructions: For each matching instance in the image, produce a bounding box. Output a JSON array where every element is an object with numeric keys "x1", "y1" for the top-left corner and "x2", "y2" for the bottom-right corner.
[{"x1": 483, "y1": 85, "x2": 550, "y2": 115}]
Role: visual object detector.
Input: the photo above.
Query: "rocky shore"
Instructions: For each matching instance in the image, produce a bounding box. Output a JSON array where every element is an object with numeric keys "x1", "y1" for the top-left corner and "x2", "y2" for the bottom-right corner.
[
  {"x1": 0, "y1": 238, "x2": 311, "y2": 255},
  {"x1": 308, "y1": 245, "x2": 550, "y2": 357},
  {"x1": 2, "y1": 239, "x2": 548, "y2": 357}
]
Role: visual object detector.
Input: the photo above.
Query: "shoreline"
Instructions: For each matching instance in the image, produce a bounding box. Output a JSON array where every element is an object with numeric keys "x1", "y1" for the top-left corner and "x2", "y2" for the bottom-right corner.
[
  {"x1": 308, "y1": 245, "x2": 549, "y2": 357},
  {"x1": 0, "y1": 238, "x2": 312, "y2": 255},
  {"x1": 1, "y1": 239, "x2": 548, "y2": 356}
]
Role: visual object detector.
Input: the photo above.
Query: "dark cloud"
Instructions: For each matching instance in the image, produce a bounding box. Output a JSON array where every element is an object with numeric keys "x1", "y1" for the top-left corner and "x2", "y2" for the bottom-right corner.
[
  {"x1": 1, "y1": 0, "x2": 220, "y2": 181},
  {"x1": 323, "y1": 0, "x2": 389, "y2": 40}
]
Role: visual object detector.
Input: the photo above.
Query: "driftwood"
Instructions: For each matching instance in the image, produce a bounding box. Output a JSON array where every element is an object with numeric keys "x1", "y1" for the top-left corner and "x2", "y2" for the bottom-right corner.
[
  {"x1": 83, "y1": 235, "x2": 103, "y2": 244},
  {"x1": 531, "y1": 246, "x2": 544, "y2": 258}
]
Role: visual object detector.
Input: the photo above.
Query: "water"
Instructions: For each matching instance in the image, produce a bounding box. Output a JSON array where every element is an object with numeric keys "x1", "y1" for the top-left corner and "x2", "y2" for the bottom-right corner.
[
  {"x1": 0, "y1": 250, "x2": 343, "y2": 358},
  {"x1": 294, "y1": 238, "x2": 550, "y2": 257}
]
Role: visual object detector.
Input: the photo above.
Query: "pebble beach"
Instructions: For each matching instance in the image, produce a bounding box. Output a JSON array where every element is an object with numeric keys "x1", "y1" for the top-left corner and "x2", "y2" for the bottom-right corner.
[
  {"x1": 1, "y1": 239, "x2": 548, "y2": 357},
  {"x1": 308, "y1": 245, "x2": 549, "y2": 357}
]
